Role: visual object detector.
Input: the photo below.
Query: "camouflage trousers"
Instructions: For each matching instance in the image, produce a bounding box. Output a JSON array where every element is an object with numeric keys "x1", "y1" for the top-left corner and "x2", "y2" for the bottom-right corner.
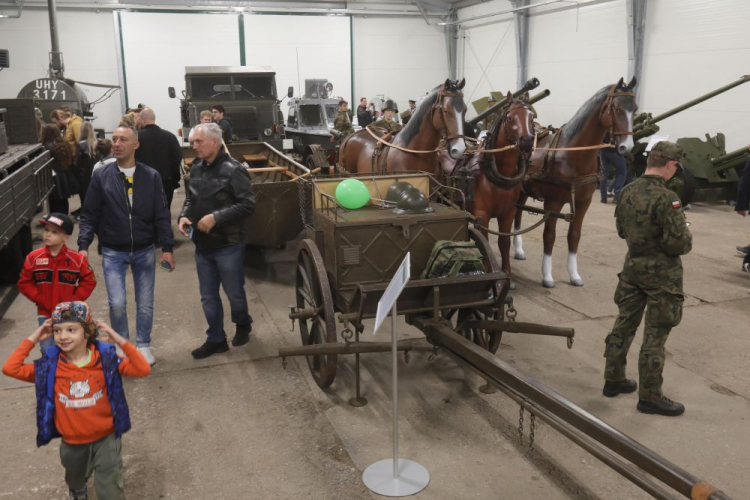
[{"x1": 603, "y1": 278, "x2": 684, "y2": 402}]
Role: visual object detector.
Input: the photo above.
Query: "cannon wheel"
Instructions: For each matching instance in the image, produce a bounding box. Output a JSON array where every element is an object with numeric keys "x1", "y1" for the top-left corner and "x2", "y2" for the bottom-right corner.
[
  {"x1": 295, "y1": 239, "x2": 337, "y2": 388},
  {"x1": 443, "y1": 229, "x2": 504, "y2": 353}
]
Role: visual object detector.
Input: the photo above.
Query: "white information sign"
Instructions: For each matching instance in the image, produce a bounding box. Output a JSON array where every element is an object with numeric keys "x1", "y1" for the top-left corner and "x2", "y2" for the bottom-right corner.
[{"x1": 374, "y1": 253, "x2": 411, "y2": 335}]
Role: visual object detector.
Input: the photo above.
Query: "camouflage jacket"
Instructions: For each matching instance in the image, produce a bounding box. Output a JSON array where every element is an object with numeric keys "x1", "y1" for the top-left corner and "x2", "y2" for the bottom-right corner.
[
  {"x1": 373, "y1": 118, "x2": 403, "y2": 133},
  {"x1": 333, "y1": 111, "x2": 355, "y2": 137},
  {"x1": 615, "y1": 175, "x2": 692, "y2": 291}
]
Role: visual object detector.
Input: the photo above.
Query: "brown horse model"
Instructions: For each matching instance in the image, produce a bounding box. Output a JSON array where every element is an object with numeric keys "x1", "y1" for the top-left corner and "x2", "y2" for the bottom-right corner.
[
  {"x1": 338, "y1": 79, "x2": 467, "y2": 175},
  {"x1": 469, "y1": 93, "x2": 535, "y2": 286},
  {"x1": 513, "y1": 77, "x2": 637, "y2": 288}
]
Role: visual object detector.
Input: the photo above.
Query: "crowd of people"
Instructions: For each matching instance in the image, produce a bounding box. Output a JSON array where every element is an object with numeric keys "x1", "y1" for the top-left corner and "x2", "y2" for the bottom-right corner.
[{"x1": 3, "y1": 99, "x2": 748, "y2": 499}]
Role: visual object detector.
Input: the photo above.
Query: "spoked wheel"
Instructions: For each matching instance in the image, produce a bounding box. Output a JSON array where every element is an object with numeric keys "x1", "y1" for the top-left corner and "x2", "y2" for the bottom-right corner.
[
  {"x1": 295, "y1": 239, "x2": 337, "y2": 388},
  {"x1": 469, "y1": 227, "x2": 507, "y2": 353}
]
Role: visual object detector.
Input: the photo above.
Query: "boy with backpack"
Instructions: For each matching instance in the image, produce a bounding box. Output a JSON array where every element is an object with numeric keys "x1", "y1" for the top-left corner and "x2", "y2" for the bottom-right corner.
[{"x1": 2, "y1": 301, "x2": 151, "y2": 500}]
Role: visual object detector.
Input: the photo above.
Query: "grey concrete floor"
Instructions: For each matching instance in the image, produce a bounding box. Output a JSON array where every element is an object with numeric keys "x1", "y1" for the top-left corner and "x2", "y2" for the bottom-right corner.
[{"x1": 1, "y1": 189, "x2": 749, "y2": 499}]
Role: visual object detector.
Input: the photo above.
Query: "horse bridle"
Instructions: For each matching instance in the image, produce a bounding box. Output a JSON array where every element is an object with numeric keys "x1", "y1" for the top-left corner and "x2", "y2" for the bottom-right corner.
[
  {"x1": 432, "y1": 86, "x2": 466, "y2": 141},
  {"x1": 600, "y1": 84, "x2": 636, "y2": 141},
  {"x1": 480, "y1": 101, "x2": 535, "y2": 188},
  {"x1": 500, "y1": 102, "x2": 534, "y2": 147}
]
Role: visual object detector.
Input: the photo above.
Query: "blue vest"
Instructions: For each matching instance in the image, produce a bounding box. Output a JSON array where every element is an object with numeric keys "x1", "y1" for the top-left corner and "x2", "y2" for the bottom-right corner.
[{"x1": 33, "y1": 340, "x2": 131, "y2": 447}]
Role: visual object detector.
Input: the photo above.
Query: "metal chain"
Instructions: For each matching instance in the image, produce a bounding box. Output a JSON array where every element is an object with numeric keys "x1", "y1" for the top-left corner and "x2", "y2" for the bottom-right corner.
[
  {"x1": 518, "y1": 405, "x2": 524, "y2": 446},
  {"x1": 341, "y1": 326, "x2": 354, "y2": 342},
  {"x1": 506, "y1": 302, "x2": 518, "y2": 322},
  {"x1": 529, "y1": 413, "x2": 536, "y2": 451}
]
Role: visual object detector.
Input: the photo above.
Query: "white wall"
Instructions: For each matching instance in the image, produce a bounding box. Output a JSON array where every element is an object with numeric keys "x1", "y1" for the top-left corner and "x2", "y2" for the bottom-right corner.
[
  {"x1": 0, "y1": 8, "x2": 120, "y2": 132},
  {"x1": 641, "y1": 0, "x2": 750, "y2": 151},
  {"x1": 352, "y1": 17, "x2": 448, "y2": 119},
  {"x1": 243, "y1": 14, "x2": 351, "y2": 119},
  {"x1": 120, "y1": 11, "x2": 240, "y2": 140}
]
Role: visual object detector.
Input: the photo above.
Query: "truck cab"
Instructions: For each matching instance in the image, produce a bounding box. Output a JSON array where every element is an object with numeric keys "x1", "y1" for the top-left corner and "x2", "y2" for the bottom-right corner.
[{"x1": 173, "y1": 66, "x2": 287, "y2": 149}]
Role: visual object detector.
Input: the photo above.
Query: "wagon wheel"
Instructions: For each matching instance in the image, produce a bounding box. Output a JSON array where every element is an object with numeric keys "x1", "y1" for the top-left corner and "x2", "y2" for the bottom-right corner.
[
  {"x1": 468, "y1": 227, "x2": 506, "y2": 353},
  {"x1": 295, "y1": 239, "x2": 337, "y2": 388}
]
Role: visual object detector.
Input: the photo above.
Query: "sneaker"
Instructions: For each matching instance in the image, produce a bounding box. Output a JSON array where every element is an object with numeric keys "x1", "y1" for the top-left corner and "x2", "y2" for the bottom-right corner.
[
  {"x1": 68, "y1": 487, "x2": 88, "y2": 500},
  {"x1": 742, "y1": 262, "x2": 750, "y2": 274},
  {"x1": 637, "y1": 396, "x2": 685, "y2": 417},
  {"x1": 600, "y1": 198, "x2": 607, "y2": 204},
  {"x1": 603, "y1": 379, "x2": 637, "y2": 397},
  {"x1": 138, "y1": 346, "x2": 156, "y2": 366},
  {"x1": 191, "y1": 339, "x2": 229, "y2": 359},
  {"x1": 737, "y1": 245, "x2": 749, "y2": 257},
  {"x1": 231, "y1": 324, "x2": 252, "y2": 347}
]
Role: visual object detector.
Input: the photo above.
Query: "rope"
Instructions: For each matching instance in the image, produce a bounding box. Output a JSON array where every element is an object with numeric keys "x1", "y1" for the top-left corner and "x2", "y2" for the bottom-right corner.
[
  {"x1": 474, "y1": 213, "x2": 551, "y2": 237},
  {"x1": 536, "y1": 143, "x2": 614, "y2": 152},
  {"x1": 364, "y1": 125, "x2": 445, "y2": 154}
]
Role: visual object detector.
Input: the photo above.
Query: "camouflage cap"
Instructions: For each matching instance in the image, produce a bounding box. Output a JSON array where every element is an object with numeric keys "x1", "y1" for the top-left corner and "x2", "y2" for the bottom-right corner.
[{"x1": 650, "y1": 141, "x2": 684, "y2": 162}]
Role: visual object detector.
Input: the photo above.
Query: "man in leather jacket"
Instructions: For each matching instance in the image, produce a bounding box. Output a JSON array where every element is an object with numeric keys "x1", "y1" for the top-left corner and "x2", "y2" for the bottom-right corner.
[{"x1": 178, "y1": 123, "x2": 255, "y2": 359}]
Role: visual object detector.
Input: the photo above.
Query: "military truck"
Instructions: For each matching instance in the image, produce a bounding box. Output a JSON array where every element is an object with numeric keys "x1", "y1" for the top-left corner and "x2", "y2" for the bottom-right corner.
[
  {"x1": 170, "y1": 66, "x2": 291, "y2": 149},
  {"x1": 0, "y1": 102, "x2": 54, "y2": 295},
  {"x1": 627, "y1": 75, "x2": 750, "y2": 204},
  {"x1": 284, "y1": 79, "x2": 340, "y2": 169}
]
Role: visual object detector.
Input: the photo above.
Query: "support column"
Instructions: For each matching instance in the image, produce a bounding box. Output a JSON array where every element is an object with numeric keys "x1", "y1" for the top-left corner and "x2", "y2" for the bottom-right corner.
[
  {"x1": 626, "y1": 0, "x2": 647, "y2": 104},
  {"x1": 444, "y1": 10, "x2": 458, "y2": 80},
  {"x1": 512, "y1": 0, "x2": 530, "y2": 90}
]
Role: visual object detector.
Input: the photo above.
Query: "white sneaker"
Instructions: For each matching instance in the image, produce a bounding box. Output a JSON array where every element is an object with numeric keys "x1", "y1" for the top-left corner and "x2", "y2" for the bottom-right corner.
[{"x1": 138, "y1": 346, "x2": 156, "y2": 366}]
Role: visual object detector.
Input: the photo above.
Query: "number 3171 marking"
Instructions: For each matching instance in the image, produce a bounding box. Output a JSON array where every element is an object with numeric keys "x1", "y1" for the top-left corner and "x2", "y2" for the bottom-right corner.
[{"x1": 33, "y1": 89, "x2": 67, "y2": 100}]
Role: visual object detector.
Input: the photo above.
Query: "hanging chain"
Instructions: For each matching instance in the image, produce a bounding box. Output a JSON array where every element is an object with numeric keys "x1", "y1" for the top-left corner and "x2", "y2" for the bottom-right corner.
[
  {"x1": 428, "y1": 345, "x2": 440, "y2": 362},
  {"x1": 506, "y1": 302, "x2": 518, "y2": 323},
  {"x1": 518, "y1": 405, "x2": 525, "y2": 446},
  {"x1": 529, "y1": 413, "x2": 536, "y2": 451}
]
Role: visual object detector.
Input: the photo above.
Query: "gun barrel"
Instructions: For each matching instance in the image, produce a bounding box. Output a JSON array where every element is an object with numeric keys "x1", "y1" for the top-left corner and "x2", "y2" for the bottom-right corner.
[
  {"x1": 712, "y1": 145, "x2": 750, "y2": 172},
  {"x1": 649, "y1": 75, "x2": 750, "y2": 124},
  {"x1": 468, "y1": 77, "x2": 541, "y2": 126},
  {"x1": 528, "y1": 89, "x2": 551, "y2": 106}
]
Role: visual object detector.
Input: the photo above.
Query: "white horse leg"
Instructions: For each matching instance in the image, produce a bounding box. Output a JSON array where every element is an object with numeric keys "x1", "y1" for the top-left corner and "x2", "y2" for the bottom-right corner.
[
  {"x1": 513, "y1": 233, "x2": 526, "y2": 260},
  {"x1": 567, "y1": 252, "x2": 584, "y2": 286},
  {"x1": 542, "y1": 254, "x2": 555, "y2": 288}
]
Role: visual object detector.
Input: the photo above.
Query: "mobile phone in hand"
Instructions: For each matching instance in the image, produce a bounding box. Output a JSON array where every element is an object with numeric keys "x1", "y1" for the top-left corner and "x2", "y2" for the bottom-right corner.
[
  {"x1": 187, "y1": 225, "x2": 194, "y2": 240},
  {"x1": 159, "y1": 260, "x2": 173, "y2": 272}
]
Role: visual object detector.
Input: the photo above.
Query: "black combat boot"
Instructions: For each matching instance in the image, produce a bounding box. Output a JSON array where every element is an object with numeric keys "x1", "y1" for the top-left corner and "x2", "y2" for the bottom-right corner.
[
  {"x1": 603, "y1": 379, "x2": 637, "y2": 397},
  {"x1": 231, "y1": 324, "x2": 252, "y2": 347},
  {"x1": 191, "y1": 339, "x2": 229, "y2": 359},
  {"x1": 637, "y1": 396, "x2": 685, "y2": 417}
]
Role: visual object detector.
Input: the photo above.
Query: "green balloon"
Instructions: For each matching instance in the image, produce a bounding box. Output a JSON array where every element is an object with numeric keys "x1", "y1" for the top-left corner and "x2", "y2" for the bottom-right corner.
[{"x1": 335, "y1": 178, "x2": 371, "y2": 209}]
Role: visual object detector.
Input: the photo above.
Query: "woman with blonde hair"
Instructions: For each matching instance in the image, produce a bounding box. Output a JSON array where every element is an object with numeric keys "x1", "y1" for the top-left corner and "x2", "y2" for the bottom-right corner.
[
  {"x1": 41, "y1": 123, "x2": 79, "y2": 215},
  {"x1": 73, "y1": 121, "x2": 99, "y2": 213}
]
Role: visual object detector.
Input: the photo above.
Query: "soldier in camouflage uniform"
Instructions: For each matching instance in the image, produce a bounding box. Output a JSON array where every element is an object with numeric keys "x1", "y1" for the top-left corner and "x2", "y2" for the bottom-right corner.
[
  {"x1": 332, "y1": 100, "x2": 355, "y2": 145},
  {"x1": 400, "y1": 99, "x2": 417, "y2": 126},
  {"x1": 603, "y1": 141, "x2": 692, "y2": 417},
  {"x1": 373, "y1": 100, "x2": 403, "y2": 133}
]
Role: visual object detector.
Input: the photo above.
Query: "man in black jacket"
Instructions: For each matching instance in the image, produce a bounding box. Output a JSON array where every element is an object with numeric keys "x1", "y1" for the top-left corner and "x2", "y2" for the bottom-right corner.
[
  {"x1": 356, "y1": 97, "x2": 373, "y2": 127},
  {"x1": 79, "y1": 123, "x2": 175, "y2": 366},
  {"x1": 135, "y1": 108, "x2": 183, "y2": 209},
  {"x1": 178, "y1": 123, "x2": 255, "y2": 359},
  {"x1": 211, "y1": 104, "x2": 233, "y2": 144}
]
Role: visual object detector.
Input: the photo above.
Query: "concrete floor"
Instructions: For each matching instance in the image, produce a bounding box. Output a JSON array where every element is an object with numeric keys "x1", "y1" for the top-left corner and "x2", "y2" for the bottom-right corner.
[{"x1": 1, "y1": 190, "x2": 749, "y2": 499}]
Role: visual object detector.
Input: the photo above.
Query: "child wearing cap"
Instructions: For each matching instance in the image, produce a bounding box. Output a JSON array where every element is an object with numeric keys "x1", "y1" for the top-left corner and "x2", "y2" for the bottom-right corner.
[
  {"x1": 17, "y1": 213, "x2": 97, "y2": 355},
  {"x1": 2, "y1": 301, "x2": 150, "y2": 500}
]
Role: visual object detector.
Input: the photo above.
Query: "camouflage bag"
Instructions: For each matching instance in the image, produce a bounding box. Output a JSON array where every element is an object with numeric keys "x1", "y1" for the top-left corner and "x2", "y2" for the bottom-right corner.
[{"x1": 421, "y1": 241, "x2": 486, "y2": 279}]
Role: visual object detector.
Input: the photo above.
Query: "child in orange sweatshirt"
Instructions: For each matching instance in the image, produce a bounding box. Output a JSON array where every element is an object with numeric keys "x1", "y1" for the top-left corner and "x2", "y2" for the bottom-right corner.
[{"x1": 2, "y1": 301, "x2": 150, "y2": 500}]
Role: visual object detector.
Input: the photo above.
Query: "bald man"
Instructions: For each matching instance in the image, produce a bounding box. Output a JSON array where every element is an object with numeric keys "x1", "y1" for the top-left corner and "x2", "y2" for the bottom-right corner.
[{"x1": 135, "y1": 108, "x2": 183, "y2": 209}]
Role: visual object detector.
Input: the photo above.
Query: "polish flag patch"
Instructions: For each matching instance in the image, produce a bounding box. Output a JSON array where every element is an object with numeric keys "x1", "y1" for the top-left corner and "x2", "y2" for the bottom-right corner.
[{"x1": 672, "y1": 200, "x2": 681, "y2": 209}]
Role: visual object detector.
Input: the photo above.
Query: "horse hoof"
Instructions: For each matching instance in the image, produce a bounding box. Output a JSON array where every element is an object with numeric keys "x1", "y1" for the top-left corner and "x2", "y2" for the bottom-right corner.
[
  {"x1": 570, "y1": 278, "x2": 585, "y2": 287},
  {"x1": 510, "y1": 281, "x2": 517, "y2": 290},
  {"x1": 543, "y1": 280, "x2": 556, "y2": 289},
  {"x1": 514, "y1": 253, "x2": 526, "y2": 261}
]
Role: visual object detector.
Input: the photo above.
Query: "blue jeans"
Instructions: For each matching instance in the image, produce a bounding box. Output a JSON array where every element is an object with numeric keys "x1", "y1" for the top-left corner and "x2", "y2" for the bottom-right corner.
[
  {"x1": 600, "y1": 149, "x2": 627, "y2": 202},
  {"x1": 39, "y1": 315, "x2": 54, "y2": 355},
  {"x1": 101, "y1": 246, "x2": 156, "y2": 347},
  {"x1": 195, "y1": 243, "x2": 252, "y2": 343}
]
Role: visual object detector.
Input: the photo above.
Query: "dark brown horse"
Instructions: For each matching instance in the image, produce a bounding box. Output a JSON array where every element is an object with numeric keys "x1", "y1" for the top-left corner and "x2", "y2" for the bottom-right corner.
[
  {"x1": 339, "y1": 79, "x2": 467, "y2": 175},
  {"x1": 513, "y1": 77, "x2": 638, "y2": 288},
  {"x1": 468, "y1": 93, "x2": 536, "y2": 286}
]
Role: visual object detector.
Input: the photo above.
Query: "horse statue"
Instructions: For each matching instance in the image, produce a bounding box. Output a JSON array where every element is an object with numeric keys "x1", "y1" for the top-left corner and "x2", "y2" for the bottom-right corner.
[
  {"x1": 452, "y1": 92, "x2": 536, "y2": 284},
  {"x1": 512, "y1": 77, "x2": 638, "y2": 288},
  {"x1": 338, "y1": 78, "x2": 467, "y2": 175}
]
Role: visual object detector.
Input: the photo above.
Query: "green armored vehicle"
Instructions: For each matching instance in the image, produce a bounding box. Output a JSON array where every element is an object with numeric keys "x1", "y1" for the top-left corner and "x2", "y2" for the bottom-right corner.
[{"x1": 628, "y1": 75, "x2": 750, "y2": 204}]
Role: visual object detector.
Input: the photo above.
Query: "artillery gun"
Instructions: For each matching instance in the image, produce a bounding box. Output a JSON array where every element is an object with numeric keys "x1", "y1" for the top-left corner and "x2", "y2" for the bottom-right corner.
[
  {"x1": 468, "y1": 77, "x2": 542, "y2": 130},
  {"x1": 628, "y1": 75, "x2": 750, "y2": 204}
]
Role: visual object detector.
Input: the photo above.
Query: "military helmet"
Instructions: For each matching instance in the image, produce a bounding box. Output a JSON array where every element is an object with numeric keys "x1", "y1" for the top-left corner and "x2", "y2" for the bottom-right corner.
[
  {"x1": 385, "y1": 181, "x2": 414, "y2": 204},
  {"x1": 383, "y1": 99, "x2": 398, "y2": 112},
  {"x1": 392, "y1": 187, "x2": 434, "y2": 215}
]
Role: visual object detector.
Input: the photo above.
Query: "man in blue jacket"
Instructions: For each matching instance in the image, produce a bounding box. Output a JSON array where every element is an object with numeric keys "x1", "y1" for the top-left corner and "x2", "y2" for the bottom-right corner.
[
  {"x1": 78, "y1": 123, "x2": 175, "y2": 366},
  {"x1": 735, "y1": 157, "x2": 750, "y2": 271}
]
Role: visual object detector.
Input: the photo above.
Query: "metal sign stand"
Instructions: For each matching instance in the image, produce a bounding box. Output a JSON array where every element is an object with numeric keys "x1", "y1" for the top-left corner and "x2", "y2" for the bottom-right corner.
[{"x1": 363, "y1": 253, "x2": 430, "y2": 497}]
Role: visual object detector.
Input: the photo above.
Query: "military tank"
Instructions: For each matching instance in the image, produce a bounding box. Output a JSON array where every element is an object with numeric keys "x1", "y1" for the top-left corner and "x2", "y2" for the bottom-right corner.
[{"x1": 628, "y1": 75, "x2": 750, "y2": 204}]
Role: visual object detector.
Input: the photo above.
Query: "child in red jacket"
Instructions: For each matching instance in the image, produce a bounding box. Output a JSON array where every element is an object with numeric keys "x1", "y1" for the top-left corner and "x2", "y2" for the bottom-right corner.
[{"x1": 17, "y1": 213, "x2": 97, "y2": 355}]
